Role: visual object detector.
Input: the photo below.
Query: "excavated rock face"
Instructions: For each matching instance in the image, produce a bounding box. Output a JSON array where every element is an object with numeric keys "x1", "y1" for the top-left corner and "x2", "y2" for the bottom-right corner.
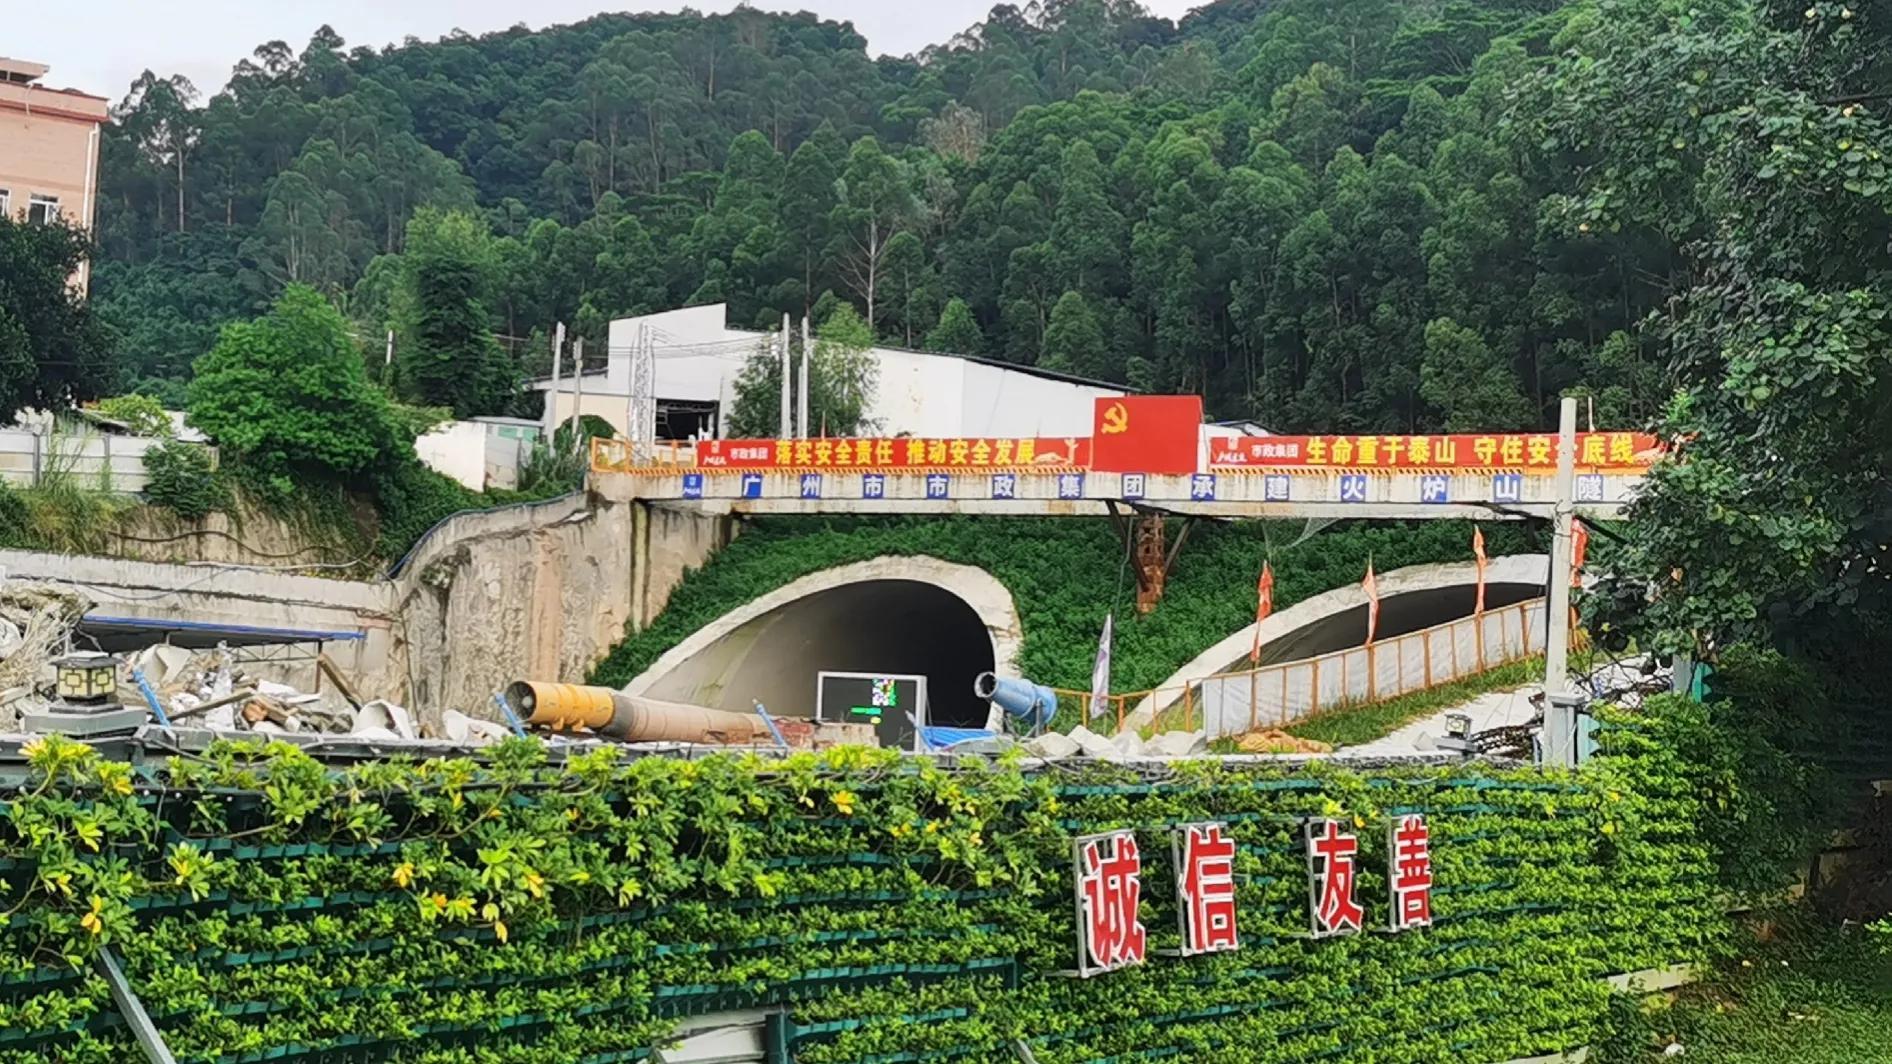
[{"x1": 389, "y1": 497, "x2": 733, "y2": 732}]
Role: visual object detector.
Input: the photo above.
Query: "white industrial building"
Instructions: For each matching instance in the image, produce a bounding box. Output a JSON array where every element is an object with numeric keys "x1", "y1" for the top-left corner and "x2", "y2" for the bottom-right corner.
[{"x1": 532, "y1": 304, "x2": 1130, "y2": 443}]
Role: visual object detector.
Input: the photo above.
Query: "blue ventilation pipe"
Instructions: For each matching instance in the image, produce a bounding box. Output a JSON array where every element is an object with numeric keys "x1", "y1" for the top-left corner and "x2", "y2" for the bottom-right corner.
[{"x1": 973, "y1": 672, "x2": 1057, "y2": 730}]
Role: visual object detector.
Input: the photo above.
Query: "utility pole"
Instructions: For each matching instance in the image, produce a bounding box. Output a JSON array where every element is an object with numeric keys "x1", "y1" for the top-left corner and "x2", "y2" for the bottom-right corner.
[
  {"x1": 625, "y1": 325, "x2": 639, "y2": 448},
  {"x1": 570, "y1": 337, "x2": 585, "y2": 454},
  {"x1": 778, "y1": 313, "x2": 791, "y2": 438},
  {"x1": 630, "y1": 324, "x2": 655, "y2": 464},
  {"x1": 798, "y1": 316, "x2": 812, "y2": 440},
  {"x1": 545, "y1": 322, "x2": 565, "y2": 438},
  {"x1": 1542, "y1": 396, "x2": 1579, "y2": 768}
]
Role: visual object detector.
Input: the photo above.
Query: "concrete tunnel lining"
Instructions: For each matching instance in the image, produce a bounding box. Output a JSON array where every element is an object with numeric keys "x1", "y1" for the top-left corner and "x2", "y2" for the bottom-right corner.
[
  {"x1": 1126, "y1": 554, "x2": 1551, "y2": 727},
  {"x1": 624, "y1": 556, "x2": 1023, "y2": 730}
]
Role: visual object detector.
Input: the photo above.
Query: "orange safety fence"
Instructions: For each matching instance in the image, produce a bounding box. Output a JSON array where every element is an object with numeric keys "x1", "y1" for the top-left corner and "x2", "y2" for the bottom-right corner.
[
  {"x1": 591, "y1": 437, "x2": 699, "y2": 473},
  {"x1": 1056, "y1": 598, "x2": 1550, "y2": 739}
]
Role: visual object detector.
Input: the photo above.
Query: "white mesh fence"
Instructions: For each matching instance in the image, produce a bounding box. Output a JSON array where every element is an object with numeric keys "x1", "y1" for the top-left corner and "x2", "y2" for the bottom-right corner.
[{"x1": 1195, "y1": 599, "x2": 1547, "y2": 739}]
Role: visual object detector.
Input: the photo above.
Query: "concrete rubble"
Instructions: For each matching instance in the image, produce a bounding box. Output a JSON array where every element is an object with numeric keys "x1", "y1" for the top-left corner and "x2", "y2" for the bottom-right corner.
[{"x1": 1024, "y1": 725, "x2": 1210, "y2": 761}]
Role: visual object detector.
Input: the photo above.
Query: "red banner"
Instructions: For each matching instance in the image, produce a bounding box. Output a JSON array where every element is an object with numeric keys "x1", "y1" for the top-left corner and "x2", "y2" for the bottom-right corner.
[
  {"x1": 1091, "y1": 395, "x2": 1202, "y2": 475},
  {"x1": 1209, "y1": 432, "x2": 1661, "y2": 471},
  {"x1": 696, "y1": 436, "x2": 1090, "y2": 471}
]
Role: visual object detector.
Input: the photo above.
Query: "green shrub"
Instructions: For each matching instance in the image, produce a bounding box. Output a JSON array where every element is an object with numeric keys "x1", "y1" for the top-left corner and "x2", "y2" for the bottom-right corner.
[
  {"x1": 3, "y1": 732, "x2": 1716, "y2": 1063},
  {"x1": 1594, "y1": 646, "x2": 1865, "y2": 898},
  {"x1": 187, "y1": 285, "x2": 409, "y2": 502},
  {"x1": 371, "y1": 458, "x2": 485, "y2": 562},
  {"x1": 141, "y1": 440, "x2": 229, "y2": 520},
  {"x1": 0, "y1": 480, "x2": 38, "y2": 548},
  {"x1": 91, "y1": 393, "x2": 172, "y2": 437}
]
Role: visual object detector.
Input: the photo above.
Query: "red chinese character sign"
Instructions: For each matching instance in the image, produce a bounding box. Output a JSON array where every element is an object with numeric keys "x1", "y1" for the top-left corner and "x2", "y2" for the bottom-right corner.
[
  {"x1": 1388, "y1": 815, "x2": 1434, "y2": 932},
  {"x1": 1074, "y1": 830, "x2": 1147, "y2": 976},
  {"x1": 1305, "y1": 819, "x2": 1364, "y2": 938},
  {"x1": 1173, "y1": 823, "x2": 1239, "y2": 956}
]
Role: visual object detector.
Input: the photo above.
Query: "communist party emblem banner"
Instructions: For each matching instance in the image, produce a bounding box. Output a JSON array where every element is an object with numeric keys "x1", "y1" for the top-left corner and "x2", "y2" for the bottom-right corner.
[
  {"x1": 1210, "y1": 431, "x2": 1661, "y2": 471},
  {"x1": 1090, "y1": 395, "x2": 1203, "y2": 475}
]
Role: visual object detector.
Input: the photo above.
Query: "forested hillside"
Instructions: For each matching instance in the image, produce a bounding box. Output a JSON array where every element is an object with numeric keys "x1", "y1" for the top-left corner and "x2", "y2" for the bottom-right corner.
[{"x1": 96, "y1": 0, "x2": 1666, "y2": 430}]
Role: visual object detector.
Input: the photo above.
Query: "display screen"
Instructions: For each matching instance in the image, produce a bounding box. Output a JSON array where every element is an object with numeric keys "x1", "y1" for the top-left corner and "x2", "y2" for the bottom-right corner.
[{"x1": 816, "y1": 673, "x2": 925, "y2": 751}]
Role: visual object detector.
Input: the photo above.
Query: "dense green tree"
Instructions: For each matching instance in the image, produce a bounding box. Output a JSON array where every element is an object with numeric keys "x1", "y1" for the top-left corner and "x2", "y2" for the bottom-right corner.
[
  {"x1": 1536, "y1": 0, "x2": 1892, "y2": 653},
  {"x1": 0, "y1": 219, "x2": 118, "y2": 415},
  {"x1": 830, "y1": 136, "x2": 916, "y2": 330},
  {"x1": 924, "y1": 297, "x2": 986, "y2": 355},
  {"x1": 1418, "y1": 317, "x2": 1531, "y2": 431},
  {"x1": 186, "y1": 284, "x2": 404, "y2": 497},
  {"x1": 89, "y1": 0, "x2": 1679, "y2": 438},
  {"x1": 1040, "y1": 291, "x2": 1108, "y2": 377},
  {"x1": 393, "y1": 208, "x2": 515, "y2": 417}
]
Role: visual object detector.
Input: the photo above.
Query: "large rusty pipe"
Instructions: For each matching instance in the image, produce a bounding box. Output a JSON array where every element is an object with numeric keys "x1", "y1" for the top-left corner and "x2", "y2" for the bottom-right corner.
[{"x1": 505, "y1": 681, "x2": 773, "y2": 744}]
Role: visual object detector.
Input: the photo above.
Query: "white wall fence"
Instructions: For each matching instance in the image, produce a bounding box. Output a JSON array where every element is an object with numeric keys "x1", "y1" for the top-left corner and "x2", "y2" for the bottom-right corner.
[
  {"x1": 1193, "y1": 598, "x2": 1548, "y2": 738},
  {"x1": 0, "y1": 429, "x2": 211, "y2": 494}
]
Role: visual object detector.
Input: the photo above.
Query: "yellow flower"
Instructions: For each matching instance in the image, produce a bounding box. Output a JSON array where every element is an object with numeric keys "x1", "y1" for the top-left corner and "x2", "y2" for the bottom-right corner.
[
  {"x1": 393, "y1": 863, "x2": 415, "y2": 889},
  {"x1": 494, "y1": 920, "x2": 509, "y2": 944},
  {"x1": 1602, "y1": 822, "x2": 1618, "y2": 837},
  {"x1": 525, "y1": 872, "x2": 546, "y2": 899},
  {"x1": 80, "y1": 897, "x2": 104, "y2": 936},
  {"x1": 830, "y1": 791, "x2": 857, "y2": 817},
  {"x1": 565, "y1": 807, "x2": 580, "y2": 822},
  {"x1": 430, "y1": 892, "x2": 449, "y2": 911},
  {"x1": 109, "y1": 775, "x2": 132, "y2": 797},
  {"x1": 20, "y1": 738, "x2": 44, "y2": 759}
]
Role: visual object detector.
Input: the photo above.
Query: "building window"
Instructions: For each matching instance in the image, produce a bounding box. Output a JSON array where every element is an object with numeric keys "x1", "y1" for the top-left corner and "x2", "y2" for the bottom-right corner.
[
  {"x1": 27, "y1": 195, "x2": 59, "y2": 225},
  {"x1": 0, "y1": 190, "x2": 9, "y2": 218}
]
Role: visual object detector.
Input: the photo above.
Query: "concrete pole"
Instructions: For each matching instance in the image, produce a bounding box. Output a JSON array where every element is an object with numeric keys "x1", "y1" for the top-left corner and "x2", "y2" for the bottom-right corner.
[
  {"x1": 545, "y1": 322, "x2": 565, "y2": 438},
  {"x1": 626, "y1": 324, "x2": 640, "y2": 444},
  {"x1": 1542, "y1": 396, "x2": 1579, "y2": 767},
  {"x1": 798, "y1": 316, "x2": 812, "y2": 439},
  {"x1": 778, "y1": 313, "x2": 792, "y2": 438},
  {"x1": 570, "y1": 337, "x2": 585, "y2": 454}
]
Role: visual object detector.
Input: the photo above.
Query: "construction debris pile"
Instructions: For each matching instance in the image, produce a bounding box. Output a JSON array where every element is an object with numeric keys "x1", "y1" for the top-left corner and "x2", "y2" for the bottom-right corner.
[
  {"x1": 128, "y1": 644, "x2": 377, "y2": 735},
  {"x1": 0, "y1": 582, "x2": 92, "y2": 728}
]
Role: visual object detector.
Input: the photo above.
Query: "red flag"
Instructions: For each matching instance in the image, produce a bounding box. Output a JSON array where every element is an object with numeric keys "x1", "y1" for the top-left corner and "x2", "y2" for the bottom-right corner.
[
  {"x1": 1362, "y1": 561, "x2": 1380, "y2": 647},
  {"x1": 1472, "y1": 526, "x2": 1489, "y2": 616},
  {"x1": 1250, "y1": 562, "x2": 1275, "y2": 664},
  {"x1": 1570, "y1": 519, "x2": 1589, "y2": 588}
]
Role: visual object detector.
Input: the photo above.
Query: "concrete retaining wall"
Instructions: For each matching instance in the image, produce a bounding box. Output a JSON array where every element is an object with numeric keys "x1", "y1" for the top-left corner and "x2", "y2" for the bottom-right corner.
[{"x1": 12, "y1": 493, "x2": 736, "y2": 730}]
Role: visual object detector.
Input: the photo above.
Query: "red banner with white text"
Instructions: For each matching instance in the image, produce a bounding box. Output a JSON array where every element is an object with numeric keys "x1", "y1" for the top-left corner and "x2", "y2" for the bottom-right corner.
[{"x1": 1208, "y1": 432, "x2": 1661, "y2": 471}]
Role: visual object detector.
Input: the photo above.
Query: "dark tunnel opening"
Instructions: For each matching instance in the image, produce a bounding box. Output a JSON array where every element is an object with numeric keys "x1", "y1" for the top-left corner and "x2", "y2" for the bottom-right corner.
[
  {"x1": 1242, "y1": 582, "x2": 1544, "y2": 670},
  {"x1": 643, "y1": 580, "x2": 998, "y2": 733}
]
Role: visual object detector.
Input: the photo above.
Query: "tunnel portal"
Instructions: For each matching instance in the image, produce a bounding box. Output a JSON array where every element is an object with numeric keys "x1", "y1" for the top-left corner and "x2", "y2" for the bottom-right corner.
[{"x1": 640, "y1": 579, "x2": 998, "y2": 731}]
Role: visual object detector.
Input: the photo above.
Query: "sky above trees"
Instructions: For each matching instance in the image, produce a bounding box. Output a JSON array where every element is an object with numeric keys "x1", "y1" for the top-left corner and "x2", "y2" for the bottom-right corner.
[{"x1": 25, "y1": 0, "x2": 1204, "y2": 100}]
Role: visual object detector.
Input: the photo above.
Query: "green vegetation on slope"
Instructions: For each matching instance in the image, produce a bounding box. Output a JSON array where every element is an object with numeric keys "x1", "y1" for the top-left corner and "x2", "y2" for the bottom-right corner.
[
  {"x1": 1281, "y1": 656, "x2": 1544, "y2": 748},
  {"x1": 589, "y1": 516, "x2": 1538, "y2": 693},
  {"x1": 1597, "y1": 919, "x2": 1892, "y2": 1063}
]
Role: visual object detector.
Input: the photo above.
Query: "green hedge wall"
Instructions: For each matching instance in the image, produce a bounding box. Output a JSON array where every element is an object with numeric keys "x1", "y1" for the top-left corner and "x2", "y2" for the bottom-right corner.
[
  {"x1": 1, "y1": 708, "x2": 1714, "y2": 1064},
  {"x1": 590, "y1": 517, "x2": 1540, "y2": 693}
]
